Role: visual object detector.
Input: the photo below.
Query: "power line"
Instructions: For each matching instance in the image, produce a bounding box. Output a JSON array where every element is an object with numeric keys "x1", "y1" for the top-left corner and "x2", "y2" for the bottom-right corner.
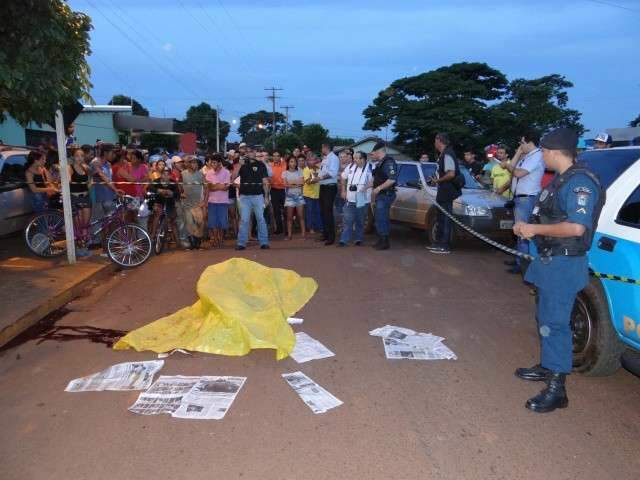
[
  {"x1": 85, "y1": 0, "x2": 204, "y2": 100},
  {"x1": 585, "y1": 0, "x2": 640, "y2": 12}
]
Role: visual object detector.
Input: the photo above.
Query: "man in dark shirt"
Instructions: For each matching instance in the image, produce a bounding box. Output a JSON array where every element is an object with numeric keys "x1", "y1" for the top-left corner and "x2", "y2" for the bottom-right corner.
[
  {"x1": 463, "y1": 148, "x2": 484, "y2": 179},
  {"x1": 148, "y1": 167, "x2": 180, "y2": 248},
  {"x1": 233, "y1": 150, "x2": 271, "y2": 250}
]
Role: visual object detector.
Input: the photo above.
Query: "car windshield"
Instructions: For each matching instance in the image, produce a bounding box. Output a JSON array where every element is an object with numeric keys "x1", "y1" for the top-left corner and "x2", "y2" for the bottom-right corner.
[
  {"x1": 420, "y1": 162, "x2": 483, "y2": 189},
  {"x1": 577, "y1": 149, "x2": 640, "y2": 189}
]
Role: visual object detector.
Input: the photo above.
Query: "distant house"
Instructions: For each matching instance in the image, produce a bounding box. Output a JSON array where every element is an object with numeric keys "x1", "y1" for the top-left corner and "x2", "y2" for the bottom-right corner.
[
  {"x1": 334, "y1": 136, "x2": 413, "y2": 161},
  {"x1": 0, "y1": 105, "x2": 175, "y2": 148}
]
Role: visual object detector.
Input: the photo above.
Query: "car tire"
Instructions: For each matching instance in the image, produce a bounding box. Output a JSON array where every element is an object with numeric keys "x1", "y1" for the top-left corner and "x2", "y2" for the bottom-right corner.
[{"x1": 572, "y1": 278, "x2": 625, "y2": 376}]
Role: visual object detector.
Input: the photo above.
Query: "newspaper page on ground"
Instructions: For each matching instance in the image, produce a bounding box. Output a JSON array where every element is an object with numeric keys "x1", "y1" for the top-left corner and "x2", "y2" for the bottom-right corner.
[
  {"x1": 129, "y1": 375, "x2": 246, "y2": 419},
  {"x1": 65, "y1": 360, "x2": 164, "y2": 392},
  {"x1": 290, "y1": 332, "x2": 335, "y2": 363},
  {"x1": 172, "y1": 376, "x2": 246, "y2": 420},
  {"x1": 129, "y1": 375, "x2": 201, "y2": 415},
  {"x1": 369, "y1": 325, "x2": 417, "y2": 339},
  {"x1": 282, "y1": 371, "x2": 343, "y2": 414},
  {"x1": 381, "y1": 334, "x2": 457, "y2": 361}
]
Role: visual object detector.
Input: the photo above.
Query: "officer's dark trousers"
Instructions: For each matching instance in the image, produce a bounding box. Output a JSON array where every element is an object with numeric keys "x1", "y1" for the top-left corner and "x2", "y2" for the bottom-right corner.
[
  {"x1": 374, "y1": 192, "x2": 395, "y2": 236},
  {"x1": 270, "y1": 188, "x2": 286, "y2": 234},
  {"x1": 526, "y1": 255, "x2": 589, "y2": 374},
  {"x1": 320, "y1": 184, "x2": 337, "y2": 242},
  {"x1": 434, "y1": 199, "x2": 453, "y2": 248}
]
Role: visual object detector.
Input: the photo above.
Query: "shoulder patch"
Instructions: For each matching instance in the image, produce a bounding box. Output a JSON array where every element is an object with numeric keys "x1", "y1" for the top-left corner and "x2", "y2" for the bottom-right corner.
[{"x1": 574, "y1": 186, "x2": 592, "y2": 194}]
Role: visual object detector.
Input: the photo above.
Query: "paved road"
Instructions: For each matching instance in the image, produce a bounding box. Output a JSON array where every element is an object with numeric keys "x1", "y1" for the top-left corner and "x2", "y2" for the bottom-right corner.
[{"x1": 1, "y1": 231, "x2": 638, "y2": 480}]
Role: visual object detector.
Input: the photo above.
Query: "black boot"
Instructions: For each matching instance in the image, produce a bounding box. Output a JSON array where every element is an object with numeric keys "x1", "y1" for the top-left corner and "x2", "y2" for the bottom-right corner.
[
  {"x1": 515, "y1": 363, "x2": 551, "y2": 381},
  {"x1": 372, "y1": 235, "x2": 383, "y2": 249},
  {"x1": 187, "y1": 236, "x2": 195, "y2": 250},
  {"x1": 526, "y1": 373, "x2": 568, "y2": 413},
  {"x1": 376, "y1": 236, "x2": 390, "y2": 250}
]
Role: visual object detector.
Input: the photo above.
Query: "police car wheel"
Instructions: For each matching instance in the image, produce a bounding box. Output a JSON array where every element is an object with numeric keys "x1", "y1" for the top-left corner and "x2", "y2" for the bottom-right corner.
[{"x1": 571, "y1": 278, "x2": 625, "y2": 376}]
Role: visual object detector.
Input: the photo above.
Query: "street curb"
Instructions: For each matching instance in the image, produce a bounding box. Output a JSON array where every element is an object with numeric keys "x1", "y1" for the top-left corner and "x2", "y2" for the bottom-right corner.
[{"x1": 0, "y1": 261, "x2": 116, "y2": 348}]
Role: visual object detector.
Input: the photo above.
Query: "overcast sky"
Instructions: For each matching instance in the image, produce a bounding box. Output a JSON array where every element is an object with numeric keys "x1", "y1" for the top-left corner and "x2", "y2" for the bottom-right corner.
[{"x1": 71, "y1": 0, "x2": 639, "y2": 141}]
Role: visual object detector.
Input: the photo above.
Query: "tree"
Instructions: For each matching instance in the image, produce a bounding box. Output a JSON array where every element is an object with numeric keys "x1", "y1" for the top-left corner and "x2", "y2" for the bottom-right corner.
[
  {"x1": 488, "y1": 74, "x2": 584, "y2": 146},
  {"x1": 290, "y1": 120, "x2": 304, "y2": 136},
  {"x1": 182, "y1": 102, "x2": 230, "y2": 148},
  {"x1": 0, "y1": 1, "x2": 92, "y2": 125},
  {"x1": 108, "y1": 95, "x2": 149, "y2": 116},
  {"x1": 238, "y1": 110, "x2": 286, "y2": 145},
  {"x1": 301, "y1": 123, "x2": 328, "y2": 152},
  {"x1": 630, "y1": 114, "x2": 640, "y2": 128},
  {"x1": 140, "y1": 133, "x2": 179, "y2": 152},
  {"x1": 362, "y1": 62, "x2": 583, "y2": 158},
  {"x1": 363, "y1": 62, "x2": 508, "y2": 158},
  {"x1": 328, "y1": 136, "x2": 356, "y2": 147},
  {"x1": 267, "y1": 132, "x2": 302, "y2": 153}
]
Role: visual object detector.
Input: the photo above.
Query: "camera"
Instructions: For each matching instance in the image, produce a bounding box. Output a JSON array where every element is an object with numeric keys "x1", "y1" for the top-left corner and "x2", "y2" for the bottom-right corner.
[{"x1": 349, "y1": 185, "x2": 357, "y2": 192}]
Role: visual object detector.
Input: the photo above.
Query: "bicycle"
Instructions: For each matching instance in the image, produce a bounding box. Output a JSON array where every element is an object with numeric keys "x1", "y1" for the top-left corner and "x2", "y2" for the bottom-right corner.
[
  {"x1": 146, "y1": 192, "x2": 176, "y2": 255},
  {"x1": 24, "y1": 195, "x2": 153, "y2": 269}
]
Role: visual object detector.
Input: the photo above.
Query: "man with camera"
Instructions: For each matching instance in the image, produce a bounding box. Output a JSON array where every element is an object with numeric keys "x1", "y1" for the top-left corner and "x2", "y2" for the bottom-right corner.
[{"x1": 426, "y1": 133, "x2": 463, "y2": 255}]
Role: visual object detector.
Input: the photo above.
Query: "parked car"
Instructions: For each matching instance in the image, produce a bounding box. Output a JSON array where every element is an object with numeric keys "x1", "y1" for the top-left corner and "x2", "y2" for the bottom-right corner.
[
  {"x1": 0, "y1": 147, "x2": 33, "y2": 236},
  {"x1": 389, "y1": 160, "x2": 514, "y2": 243},
  {"x1": 571, "y1": 147, "x2": 640, "y2": 376}
]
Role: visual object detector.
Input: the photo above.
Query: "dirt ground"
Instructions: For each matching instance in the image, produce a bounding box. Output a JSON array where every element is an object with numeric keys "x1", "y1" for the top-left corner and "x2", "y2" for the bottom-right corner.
[{"x1": 1, "y1": 231, "x2": 638, "y2": 480}]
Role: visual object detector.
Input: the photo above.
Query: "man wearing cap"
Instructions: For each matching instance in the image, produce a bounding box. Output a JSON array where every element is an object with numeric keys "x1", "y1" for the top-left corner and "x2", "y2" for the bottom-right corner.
[
  {"x1": 513, "y1": 127, "x2": 604, "y2": 413},
  {"x1": 593, "y1": 132, "x2": 612, "y2": 149},
  {"x1": 370, "y1": 141, "x2": 398, "y2": 250}
]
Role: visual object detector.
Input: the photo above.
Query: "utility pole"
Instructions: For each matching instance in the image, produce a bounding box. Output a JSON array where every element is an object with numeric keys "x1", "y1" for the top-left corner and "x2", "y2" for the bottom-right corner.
[
  {"x1": 54, "y1": 110, "x2": 76, "y2": 264},
  {"x1": 264, "y1": 87, "x2": 282, "y2": 150},
  {"x1": 281, "y1": 105, "x2": 294, "y2": 133},
  {"x1": 215, "y1": 105, "x2": 221, "y2": 153}
]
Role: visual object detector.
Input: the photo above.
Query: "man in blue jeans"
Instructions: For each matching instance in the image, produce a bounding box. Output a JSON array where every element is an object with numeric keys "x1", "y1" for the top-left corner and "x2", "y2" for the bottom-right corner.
[
  {"x1": 370, "y1": 141, "x2": 397, "y2": 250},
  {"x1": 500, "y1": 131, "x2": 544, "y2": 273},
  {"x1": 233, "y1": 151, "x2": 271, "y2": 250}
]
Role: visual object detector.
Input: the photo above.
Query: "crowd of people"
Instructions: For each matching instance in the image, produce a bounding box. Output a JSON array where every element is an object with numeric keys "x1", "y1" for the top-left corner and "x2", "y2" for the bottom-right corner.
[{"x1": 22, "y1": 128, "x2": 615, "y2": 259}]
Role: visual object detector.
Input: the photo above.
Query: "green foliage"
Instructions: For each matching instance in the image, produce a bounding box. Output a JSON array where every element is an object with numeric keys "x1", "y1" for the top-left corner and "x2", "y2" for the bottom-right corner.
[
  {"x1": 0, "y1": 0, "x2": 93, "y2": 125},
  {"x1": 328, "y1": 136, "x2": 356, "y2": 147},
  {"x1": 301, "y1": 123, "x2": 328, "y2": 152},
  {"x1": 267, "y1": 132, "x2": 302, "y2": 154},
  {"x1": 238, "y1": 110, "x2": 286, "y2": 145},
  {"x1": 108, "y1": 95, "x2": 149, "y2": 116},
  {"x1": 182, "y1": 102, "x2": 229, "y2": 148},
  {"x1": 630, "y1": 114, "x2": 640, "y2": 128},
  {"x1": 362, "y1": 62, "x2": 584, "y2": 158},
  {"x1": 140, "y1": 133, "x2": 179, "y2": 152},
  {"x1": 290, "y1": 120, "x2": 304, "y2": 136}
]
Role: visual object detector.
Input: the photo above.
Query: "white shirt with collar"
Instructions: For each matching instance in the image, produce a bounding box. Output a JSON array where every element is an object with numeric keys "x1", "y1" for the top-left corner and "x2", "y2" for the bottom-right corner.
[
  {"x1": 319, "y1": 151, "x2": 339, "y2": 185},
  {"x1": 341, "y1": 163, "x2": 373, "y2": 203},
  {"x1": 511, "y1": 148, "x2": 544, "y2": 196}
]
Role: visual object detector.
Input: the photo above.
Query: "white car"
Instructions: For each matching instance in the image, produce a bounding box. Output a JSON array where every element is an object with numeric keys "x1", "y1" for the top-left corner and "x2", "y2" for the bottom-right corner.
[
  {"x1": 390, "y1": 160, "x2": 514, "y2": 243},
  {"x1": 0, "y1": 147, "x2": 33, "y2": 236}
]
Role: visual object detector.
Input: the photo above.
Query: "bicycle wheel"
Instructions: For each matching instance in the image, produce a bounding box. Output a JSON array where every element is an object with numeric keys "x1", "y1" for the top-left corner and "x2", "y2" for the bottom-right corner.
[
  {"x1": 154, "y1": 218, "x2": 167, "y2": 255},
  {"x1": 107, "y1": 223, "x2": 152, "y2": 268},
  {"x1": 24, "y1": 210, "x2": 67, "y2": 257}
]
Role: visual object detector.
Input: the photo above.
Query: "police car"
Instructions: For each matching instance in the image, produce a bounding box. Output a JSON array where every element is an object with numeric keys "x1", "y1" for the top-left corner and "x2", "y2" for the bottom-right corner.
[{"x1": 571, "y1": 147, "x2": 640, "y2": 376}]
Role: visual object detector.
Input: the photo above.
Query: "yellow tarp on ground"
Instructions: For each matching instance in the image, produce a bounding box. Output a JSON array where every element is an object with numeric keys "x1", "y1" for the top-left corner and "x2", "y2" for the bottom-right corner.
[{"x1": 113, "y1": 258, "x2": 318, "y2": 360}]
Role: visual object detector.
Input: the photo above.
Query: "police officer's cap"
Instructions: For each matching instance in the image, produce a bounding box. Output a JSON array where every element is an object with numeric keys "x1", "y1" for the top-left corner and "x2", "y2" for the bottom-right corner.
[
  {"x1": 372, "y1": 140, "x2": 386, "y2": 152},
  {"x1": 540, "y1": 127, "x2": 578, "y2": 150}
]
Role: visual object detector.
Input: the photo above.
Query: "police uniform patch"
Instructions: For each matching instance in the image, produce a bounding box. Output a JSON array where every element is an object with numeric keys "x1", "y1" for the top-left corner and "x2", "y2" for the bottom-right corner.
[
  {"x1": 252, "y1": 166, "x2": 257, "y2": 172},
  {"x1": 389, "y1": 169, "x2": 395, "y2": 175},
  {"x1": 574, "y1": 186, "x2": 592, "y2": 194},
  {"x1": 577, "y1": 192, "x2": 589, "y2": 207}
]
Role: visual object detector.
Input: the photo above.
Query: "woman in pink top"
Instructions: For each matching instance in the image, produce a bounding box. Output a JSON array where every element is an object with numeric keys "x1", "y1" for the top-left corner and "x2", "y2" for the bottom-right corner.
[{"x1": 205, "y1": 154, "x2": 230, "y2": 248}]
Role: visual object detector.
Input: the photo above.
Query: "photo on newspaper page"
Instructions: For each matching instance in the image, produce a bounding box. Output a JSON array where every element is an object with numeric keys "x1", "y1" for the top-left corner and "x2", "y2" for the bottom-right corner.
[
  {"x1": 128, "y1": 375, "x2": 201, "y2": 415},
  {"x1": 172, "y1": 376, "x2": 247, "y2": 420},
  {"x1": 65, "y1": 360, "x2": 165, "y2": 392}
]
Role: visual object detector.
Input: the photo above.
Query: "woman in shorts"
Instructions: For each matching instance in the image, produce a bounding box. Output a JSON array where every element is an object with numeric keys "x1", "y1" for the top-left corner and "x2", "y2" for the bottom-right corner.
[
  {"x1": 282, "y1": 156, "x2": 306, "y2": 240},
  {"x1": 67, "y1": 147, "x2": 92, "y2": 254}
]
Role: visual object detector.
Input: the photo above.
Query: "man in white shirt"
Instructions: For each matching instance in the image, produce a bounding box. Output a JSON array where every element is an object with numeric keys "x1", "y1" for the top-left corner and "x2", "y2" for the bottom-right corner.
[
  {"x1": 318, "y1": 142, "x2": 340, "y2": 245},
  {"x1": 501, "y1": 131, "x2": 544, "y2": 273}
]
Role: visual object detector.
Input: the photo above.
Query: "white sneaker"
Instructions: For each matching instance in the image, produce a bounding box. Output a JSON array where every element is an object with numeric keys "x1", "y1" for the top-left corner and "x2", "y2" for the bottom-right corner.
[{"x1": 427, "y1": 246, "x2": 451, "y2": 254}]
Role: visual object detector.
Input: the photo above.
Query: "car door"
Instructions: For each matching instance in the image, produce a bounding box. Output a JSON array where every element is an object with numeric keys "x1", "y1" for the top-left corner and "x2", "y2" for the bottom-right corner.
[
  {"x1": 589, "y1": 159, "x2": 640, "y2": 350},
  {"x1": 0, "y1": 153, "x2": 32, "y2": 235},
  {"x1": 391, "y1": 163, "x2": 422, "y2": 225}
]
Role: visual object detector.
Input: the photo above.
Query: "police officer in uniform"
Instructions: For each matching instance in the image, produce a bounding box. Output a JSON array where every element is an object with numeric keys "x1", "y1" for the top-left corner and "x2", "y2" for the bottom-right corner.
[
  {"x1": 513, "y1": 127, "x2": 603, "y2": 413},
  {"x1": 370, "y1": 141, "x2": 398, "y2": 250}
]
